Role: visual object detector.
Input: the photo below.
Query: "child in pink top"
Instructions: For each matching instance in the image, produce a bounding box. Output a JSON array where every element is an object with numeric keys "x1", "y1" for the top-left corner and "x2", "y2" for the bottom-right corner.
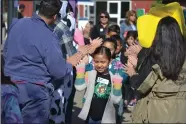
[{"x1": 74, "y1": 28, "x2": 85, "y2": 46}]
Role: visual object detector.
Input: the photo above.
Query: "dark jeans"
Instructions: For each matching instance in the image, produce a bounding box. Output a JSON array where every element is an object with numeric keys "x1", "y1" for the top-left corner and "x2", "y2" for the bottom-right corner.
[
  {"x1": 17, "y1": 83, "x2": 52, "y2": 123},
  {"x1": 65, "y1": 85, "x2": 76, "y2": 124},
  {"x1": 65, "y1": 67, "x2": 76, "y2": 124}
]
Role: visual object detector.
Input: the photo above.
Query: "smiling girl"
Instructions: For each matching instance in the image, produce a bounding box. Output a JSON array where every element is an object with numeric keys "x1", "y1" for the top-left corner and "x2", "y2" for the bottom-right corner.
[{"x1": 75, "y1": 46, "x2": 125, "y2": 123}]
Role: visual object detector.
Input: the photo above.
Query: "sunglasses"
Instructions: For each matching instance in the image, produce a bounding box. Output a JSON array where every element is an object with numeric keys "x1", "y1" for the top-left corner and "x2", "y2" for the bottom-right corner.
[{"x1": 100, "y1": 16, "x2": 108, "y2": 19}]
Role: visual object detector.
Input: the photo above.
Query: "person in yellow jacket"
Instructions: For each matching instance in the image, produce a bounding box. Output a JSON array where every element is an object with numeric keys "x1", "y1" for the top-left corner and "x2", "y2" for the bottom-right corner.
[{"x1": 124, "y1": 2, "x2": 186, "y2": 123}]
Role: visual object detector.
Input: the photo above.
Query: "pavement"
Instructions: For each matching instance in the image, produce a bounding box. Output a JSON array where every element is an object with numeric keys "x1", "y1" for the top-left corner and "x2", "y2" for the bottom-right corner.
[{"x1": 71, "y1": 89, "x2": 133, "y2": 124}]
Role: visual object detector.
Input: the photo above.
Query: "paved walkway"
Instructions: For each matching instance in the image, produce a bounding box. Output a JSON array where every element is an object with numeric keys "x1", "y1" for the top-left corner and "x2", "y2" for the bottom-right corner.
[{"x1": 71, "y1": 90, "x2": 133, "y2": 123}]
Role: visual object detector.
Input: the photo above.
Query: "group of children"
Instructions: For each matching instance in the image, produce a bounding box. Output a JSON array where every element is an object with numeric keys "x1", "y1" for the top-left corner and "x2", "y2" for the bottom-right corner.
[
  {"x1": 75, "y1": 24, "x2": 140, "y2": 123},
  {"x1": 1, "y1": 21, "x2": 139, "y2": 124}
]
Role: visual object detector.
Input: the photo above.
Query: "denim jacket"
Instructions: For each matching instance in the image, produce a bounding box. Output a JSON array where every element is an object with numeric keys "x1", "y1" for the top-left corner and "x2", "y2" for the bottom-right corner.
[
  {"x1": 3, "y1": 14, "x2": 72, "y2": 84},
  {"x1": 120, "y1": 21, "x2": 136, "y2": 45}
]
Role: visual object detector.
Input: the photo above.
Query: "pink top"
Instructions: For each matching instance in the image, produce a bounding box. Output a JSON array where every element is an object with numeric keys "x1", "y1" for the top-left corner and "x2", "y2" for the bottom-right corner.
[{"x1": 74, "y1": 28, "x2": 85, "y2": 46}]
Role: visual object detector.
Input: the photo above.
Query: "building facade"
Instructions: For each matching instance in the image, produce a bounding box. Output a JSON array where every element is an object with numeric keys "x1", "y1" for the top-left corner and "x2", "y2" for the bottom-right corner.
[{"x1": 77, "y1": 0, "x2": 155, "y2": 25}]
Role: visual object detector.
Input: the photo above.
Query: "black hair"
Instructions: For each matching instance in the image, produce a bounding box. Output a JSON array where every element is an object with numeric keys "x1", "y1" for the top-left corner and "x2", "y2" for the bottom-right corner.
[
  {"x1": 98, "y1": 11, "x2": 110, "y2": 24},
  {"x1": 110, "y1": 35, "x2": 122, "y2": 45},
  {"x1": 125, "y1": 31, "x2": 138, "y2": 41},
  {"x1": 103, "y1": 37, "x2": 117, "y2": 50},
  {"x1": 93, "y1": 46, "x2": 112, "y2": 61},
  {"x1": 39, "y1": 0, "x2": 62, "y2": 19},
  {"x1": 108, "y1": 24, "x2": 120, "y2": 34},
  {"x1": 19, "y1": 4, "x2": 25, "y2": 9},
  {"x1": 149, "y1": 16, "x2": 186, "y2": 80}
]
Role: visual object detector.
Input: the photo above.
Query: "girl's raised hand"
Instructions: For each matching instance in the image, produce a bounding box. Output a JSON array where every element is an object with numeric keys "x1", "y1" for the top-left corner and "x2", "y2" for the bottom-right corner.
[
  {"x1": 123, "y1": 62, "x2": 136, "y2": 77},
  {"x1": 130, "y1": 43, "x2": 142, "y2": 55},
  {"x1": 128, "y1": 55, "x2": 138, "y2": 68},
  {"x1": 90, "y1": 37, "x2": 103, "y2": 47},
  {"x1": 78, "y1": 45, "x2": 90, "y2": 56},
  {"x1": 89, "y1": 37, "x2": 103, "y2": 54},
  {"x1": 125, "y1": 46, "x2": 136, "y2": 56}
]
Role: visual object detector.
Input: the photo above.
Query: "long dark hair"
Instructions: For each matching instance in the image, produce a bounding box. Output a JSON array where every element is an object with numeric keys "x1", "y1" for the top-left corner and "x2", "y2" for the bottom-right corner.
[
  {"x1": 103, "y1": 38, "x2": 117, "y2": 50},
  {"x1": 149, "y1": 16, "x2": 186, "y2": 80},
  {"x1": 110, "y1": 35, "x2": 122, "y2": 44},
  {"x1": 97, "y1": 11, "x2": 110, "y2": 24},
  {"x1": 108, "y1": 24, "x2": 120, "y2": 34},
  {"x1": 125, "y1": 31, "x2": 138, "y2": 41},
  {"x1": 103, "y1": 38, "x2": 117, "y2": 59}
]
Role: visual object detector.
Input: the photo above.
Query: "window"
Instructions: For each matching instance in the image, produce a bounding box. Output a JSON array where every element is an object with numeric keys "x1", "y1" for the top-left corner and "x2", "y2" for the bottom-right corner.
[
  {"x1": 96, "y1": 2, "x2": 107, "y2": 23},
  {"x1": 121, "y1": 2, "x2": 130, "y2": 18},
  {"x1": 96, "y1": 2, "x2": 107, "y2": 16},
  {"x1": 89, "y1": 6, "x2": 94, "y2": 14},
  {"x1": 110, "y1": 18, "x2": 117, "y2": 23},
  {"x1": 109, "y1": 3, "x2": 117, "y2": 14}
]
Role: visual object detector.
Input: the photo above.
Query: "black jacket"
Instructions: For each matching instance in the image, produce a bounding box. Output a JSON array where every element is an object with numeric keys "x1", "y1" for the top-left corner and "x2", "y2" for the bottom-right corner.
[
  {"x1": 90, "y1": 24, "x2": 108, "y2": 40},
  {"x1": 130, "y1": 48, "x2": 155, "y2": 90}
]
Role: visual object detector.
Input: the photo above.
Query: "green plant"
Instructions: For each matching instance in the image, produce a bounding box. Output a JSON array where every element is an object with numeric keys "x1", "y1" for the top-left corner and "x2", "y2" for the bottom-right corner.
[{"x1": 156, "y1": 0, "x2": 163, "y2": 3}]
